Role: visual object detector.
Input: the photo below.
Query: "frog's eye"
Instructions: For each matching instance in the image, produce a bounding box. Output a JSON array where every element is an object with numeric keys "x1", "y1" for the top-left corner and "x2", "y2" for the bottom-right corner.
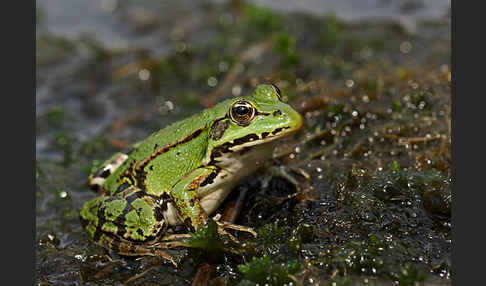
[
  {"x1": 230, "y1": 100, "x2": 256, "y2": 126},
  {"x1": 271, "y1": 84, "x2": 282, "y2": 101}
]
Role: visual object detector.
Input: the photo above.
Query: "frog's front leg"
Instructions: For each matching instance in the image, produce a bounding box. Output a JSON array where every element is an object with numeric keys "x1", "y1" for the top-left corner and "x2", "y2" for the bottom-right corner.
[
  {"x1": 79, "y1": 186, "x2": 178, "y2": 266},
  {"x1": 170, "y1": 167, "x2": 215, "y2": 230},
  {"x1": 170, "y1": 167, "x2": 257, "y2": 238}
]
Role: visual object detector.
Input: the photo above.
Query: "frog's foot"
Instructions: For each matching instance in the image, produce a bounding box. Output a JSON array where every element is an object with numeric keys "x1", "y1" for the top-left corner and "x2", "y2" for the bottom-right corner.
[
  {"x1": 211, "y1": 214, "x2": 258, "y2": 242},
  {"x1": 264, "y1": 165, "x2": 318, "y2": 201},
  {"x1": 108, "y1": 239, "x2": 179, "y2": 267},
  {"x1": 265, "y1": 165, "x2": 312, "y2": 192}
]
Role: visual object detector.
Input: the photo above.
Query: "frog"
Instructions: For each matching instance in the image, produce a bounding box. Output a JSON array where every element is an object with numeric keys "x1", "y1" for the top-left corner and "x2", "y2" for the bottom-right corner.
[{"x1": 79, "y1": 84, "x2": 303, "y2": 266}]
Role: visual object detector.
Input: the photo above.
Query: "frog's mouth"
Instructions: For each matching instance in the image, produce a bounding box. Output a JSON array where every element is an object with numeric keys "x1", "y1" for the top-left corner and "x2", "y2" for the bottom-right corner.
[{"x1": 208, "y1": 124, "x2": 300, "y2": 165}]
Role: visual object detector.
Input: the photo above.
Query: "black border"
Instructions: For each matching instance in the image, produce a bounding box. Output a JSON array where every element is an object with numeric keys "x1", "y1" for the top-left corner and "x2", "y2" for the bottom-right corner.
[
  {"x1": 452, "y1": 1, "x2": 483, "y2": 285},
  {"x1": 4, "y1": 0, "x2": 35, "y2": 284}
]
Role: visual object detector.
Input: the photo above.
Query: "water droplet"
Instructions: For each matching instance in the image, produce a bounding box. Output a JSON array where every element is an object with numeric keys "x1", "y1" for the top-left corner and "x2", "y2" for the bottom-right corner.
[
  {"x1": 138, "y1": 69, "x2": 150, "y2": 81},
  {"x1": 59, "y1": 191, "x2": 68, "y2": 199},
  {"x1": 218, "y1": 61, "x2": 229, "y2": 72},
  {"x1": 207, "y1": 77, "x2": 218, "y2": 87},
  {"x1": 400, "y1": 41, "x2": 412, "y2": 53},
  {"x1": 232, "y1": 85, "x2": 242, "y2": 96}
]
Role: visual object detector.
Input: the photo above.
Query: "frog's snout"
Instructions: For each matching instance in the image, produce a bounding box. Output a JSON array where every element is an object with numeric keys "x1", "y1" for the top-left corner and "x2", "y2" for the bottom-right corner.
[
  {"x1": 279, "y1": 105, "x2": 303, "y2": 131},
  {"x1": 289, "y1": 108, "x2": 303, "y2": 130}
]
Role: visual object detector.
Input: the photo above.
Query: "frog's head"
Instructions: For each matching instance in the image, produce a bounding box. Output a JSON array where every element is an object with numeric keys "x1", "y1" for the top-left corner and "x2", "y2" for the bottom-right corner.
[{"x1": 207, "y1": 84, "x2": 302, "y2": 160}]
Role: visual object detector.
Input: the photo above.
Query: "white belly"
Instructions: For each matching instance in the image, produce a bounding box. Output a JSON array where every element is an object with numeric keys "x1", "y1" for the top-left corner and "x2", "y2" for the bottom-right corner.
[{"x1": 164, "y1": 141, "x2": 277, "y2": 226}]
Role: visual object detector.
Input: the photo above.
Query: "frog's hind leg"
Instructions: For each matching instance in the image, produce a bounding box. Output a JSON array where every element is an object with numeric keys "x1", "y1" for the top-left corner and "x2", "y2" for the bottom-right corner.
[{"x1": 80, "y1": 186, "x2": 178, "y2": 265}]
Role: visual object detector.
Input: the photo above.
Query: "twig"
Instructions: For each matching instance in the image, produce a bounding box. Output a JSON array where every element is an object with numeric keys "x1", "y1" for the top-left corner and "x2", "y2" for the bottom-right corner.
[
  {"x1": 382, "y1": 133, "x2": 441, "y2": 143},
  {"x1": 221, "y1": 186, "x2": 249, "y2": 223},
  {"x1": 125, "y1": 264, "x2": 159, "y2": 284},
  {"x1": 309, "y1": 142, "x2": 338, "y2": 159}
]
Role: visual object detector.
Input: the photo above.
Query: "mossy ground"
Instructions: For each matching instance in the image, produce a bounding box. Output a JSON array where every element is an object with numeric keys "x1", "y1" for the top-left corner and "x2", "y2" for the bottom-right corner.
[{"x1": 36, "y1": 1, "x2": 450, "y2": 285}]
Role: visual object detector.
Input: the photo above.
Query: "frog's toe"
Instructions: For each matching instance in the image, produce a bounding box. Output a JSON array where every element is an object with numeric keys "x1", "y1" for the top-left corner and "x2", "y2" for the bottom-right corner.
[
  {"x1": 154, "y1": 250, "x2": 178, "y2": 268},
  {"x1": 215, "y1": 220, "x2": 258, "y2": 238}
]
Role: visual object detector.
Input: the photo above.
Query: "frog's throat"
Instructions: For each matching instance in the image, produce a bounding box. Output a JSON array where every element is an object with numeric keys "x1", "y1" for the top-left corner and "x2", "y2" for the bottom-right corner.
[{"x1": 206, "y1": 125, "x2": 297, "y2": 165}]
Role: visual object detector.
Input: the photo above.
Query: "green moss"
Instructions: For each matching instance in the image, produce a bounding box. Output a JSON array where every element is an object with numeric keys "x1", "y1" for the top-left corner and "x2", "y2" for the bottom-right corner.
[
  {"x1": 272, "y1": 32, "x2": 300, "y2": 68},
  {"x1": 394, "y1": 263, "x2": 427, "y2": 286},
  {"x1": 182, "y1": 220, "x2": 225, "y2": 251},
  {"x1": 326, "y1": 103, "x2": 344, "y2": 115},
  {"x1": 237, "y1": 254, "x2": 300, "y2": 286},
  {"x1": 182, "y1": 91, "x2": 201, "y2": 107},
  {"x1": 53, "y1": 131, "x2": 73, "y2": 166},
  {"x1": 79, "y1": 136, "x2": 110, "y2": 156},
  {"x1": 410, "y1": 91, "x2": 427, "y2": 108},
  {"x1": 45, "y1": 106, "x2": 65, "y2": 126},
  {"x1": 320, "y1": 12, "x2": 341, "y2": 49},
  {"x1": 157, "y1": 60, "x2": 174, "y2": 79},
  {"x1": 322, "y1": 55, "x2": 354, "y2": 78},
  {"x1": 392, "y1": 99, "x2": 403, "y2": 111},
  {"x1": 242, "y1": 2, "x2": 283, "y2": 40},
  {"x1": 327, "y1": 277, "x2": 355, "y2": 286},
  {"x1": 391, "y1": 160, "x2": 400, "y2": 172},
  {"x1": 254, "y1": 222, "x2": 287, "y2": 254}
]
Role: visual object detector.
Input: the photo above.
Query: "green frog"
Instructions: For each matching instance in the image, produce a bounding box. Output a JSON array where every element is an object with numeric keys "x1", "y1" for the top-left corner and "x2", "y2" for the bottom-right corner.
[{"x1": 79, "y1": 84, "x2": 303, "y2": 266}]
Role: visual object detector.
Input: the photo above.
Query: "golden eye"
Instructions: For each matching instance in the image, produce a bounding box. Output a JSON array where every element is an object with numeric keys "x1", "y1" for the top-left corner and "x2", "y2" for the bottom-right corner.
[
  {"x1": 230, "y1": 100, "x2": 255, "y2": 126},
  {"x1": 271, "y1": 83, "x2": 282, "y2": 101}
]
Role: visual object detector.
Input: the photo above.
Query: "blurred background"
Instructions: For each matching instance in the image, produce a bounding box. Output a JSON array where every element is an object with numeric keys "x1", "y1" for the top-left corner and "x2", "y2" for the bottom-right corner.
[{"x1": 36, "y1": 1, "x2": 451, "y2": 285}]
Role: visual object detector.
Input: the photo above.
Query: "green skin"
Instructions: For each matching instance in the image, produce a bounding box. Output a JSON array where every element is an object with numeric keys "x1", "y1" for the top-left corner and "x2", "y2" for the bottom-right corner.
[{"x1": 80, "y1": 84, "x2": 303, "y2": 260}]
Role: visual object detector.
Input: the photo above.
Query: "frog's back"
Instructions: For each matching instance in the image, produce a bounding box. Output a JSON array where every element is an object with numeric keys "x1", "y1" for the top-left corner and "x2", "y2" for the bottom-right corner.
[{"x1": 104, "y1": 105, "x2": 226, "y2": 195}]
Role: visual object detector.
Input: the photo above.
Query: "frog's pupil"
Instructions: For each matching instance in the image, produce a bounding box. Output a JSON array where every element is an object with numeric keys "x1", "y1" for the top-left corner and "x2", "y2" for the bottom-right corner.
[{"x1": 235, "y1": 105, "x2": 249, "y2": 115}]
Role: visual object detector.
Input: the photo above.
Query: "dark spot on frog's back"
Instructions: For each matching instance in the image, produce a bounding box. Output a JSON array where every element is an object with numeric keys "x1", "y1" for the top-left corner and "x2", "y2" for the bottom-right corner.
[
  {"x1": 126, "y1": 193, "x2": 139, "y2": 204},
  {"x1": 181, "y1": 127, "x2": 204, "y2": 143},
  {"x1": 114, "y1": 182, "x2": 131, "y2": 195},
  {"x1": 273, "y1": 110, "x2": 282, "y2": 116}
]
